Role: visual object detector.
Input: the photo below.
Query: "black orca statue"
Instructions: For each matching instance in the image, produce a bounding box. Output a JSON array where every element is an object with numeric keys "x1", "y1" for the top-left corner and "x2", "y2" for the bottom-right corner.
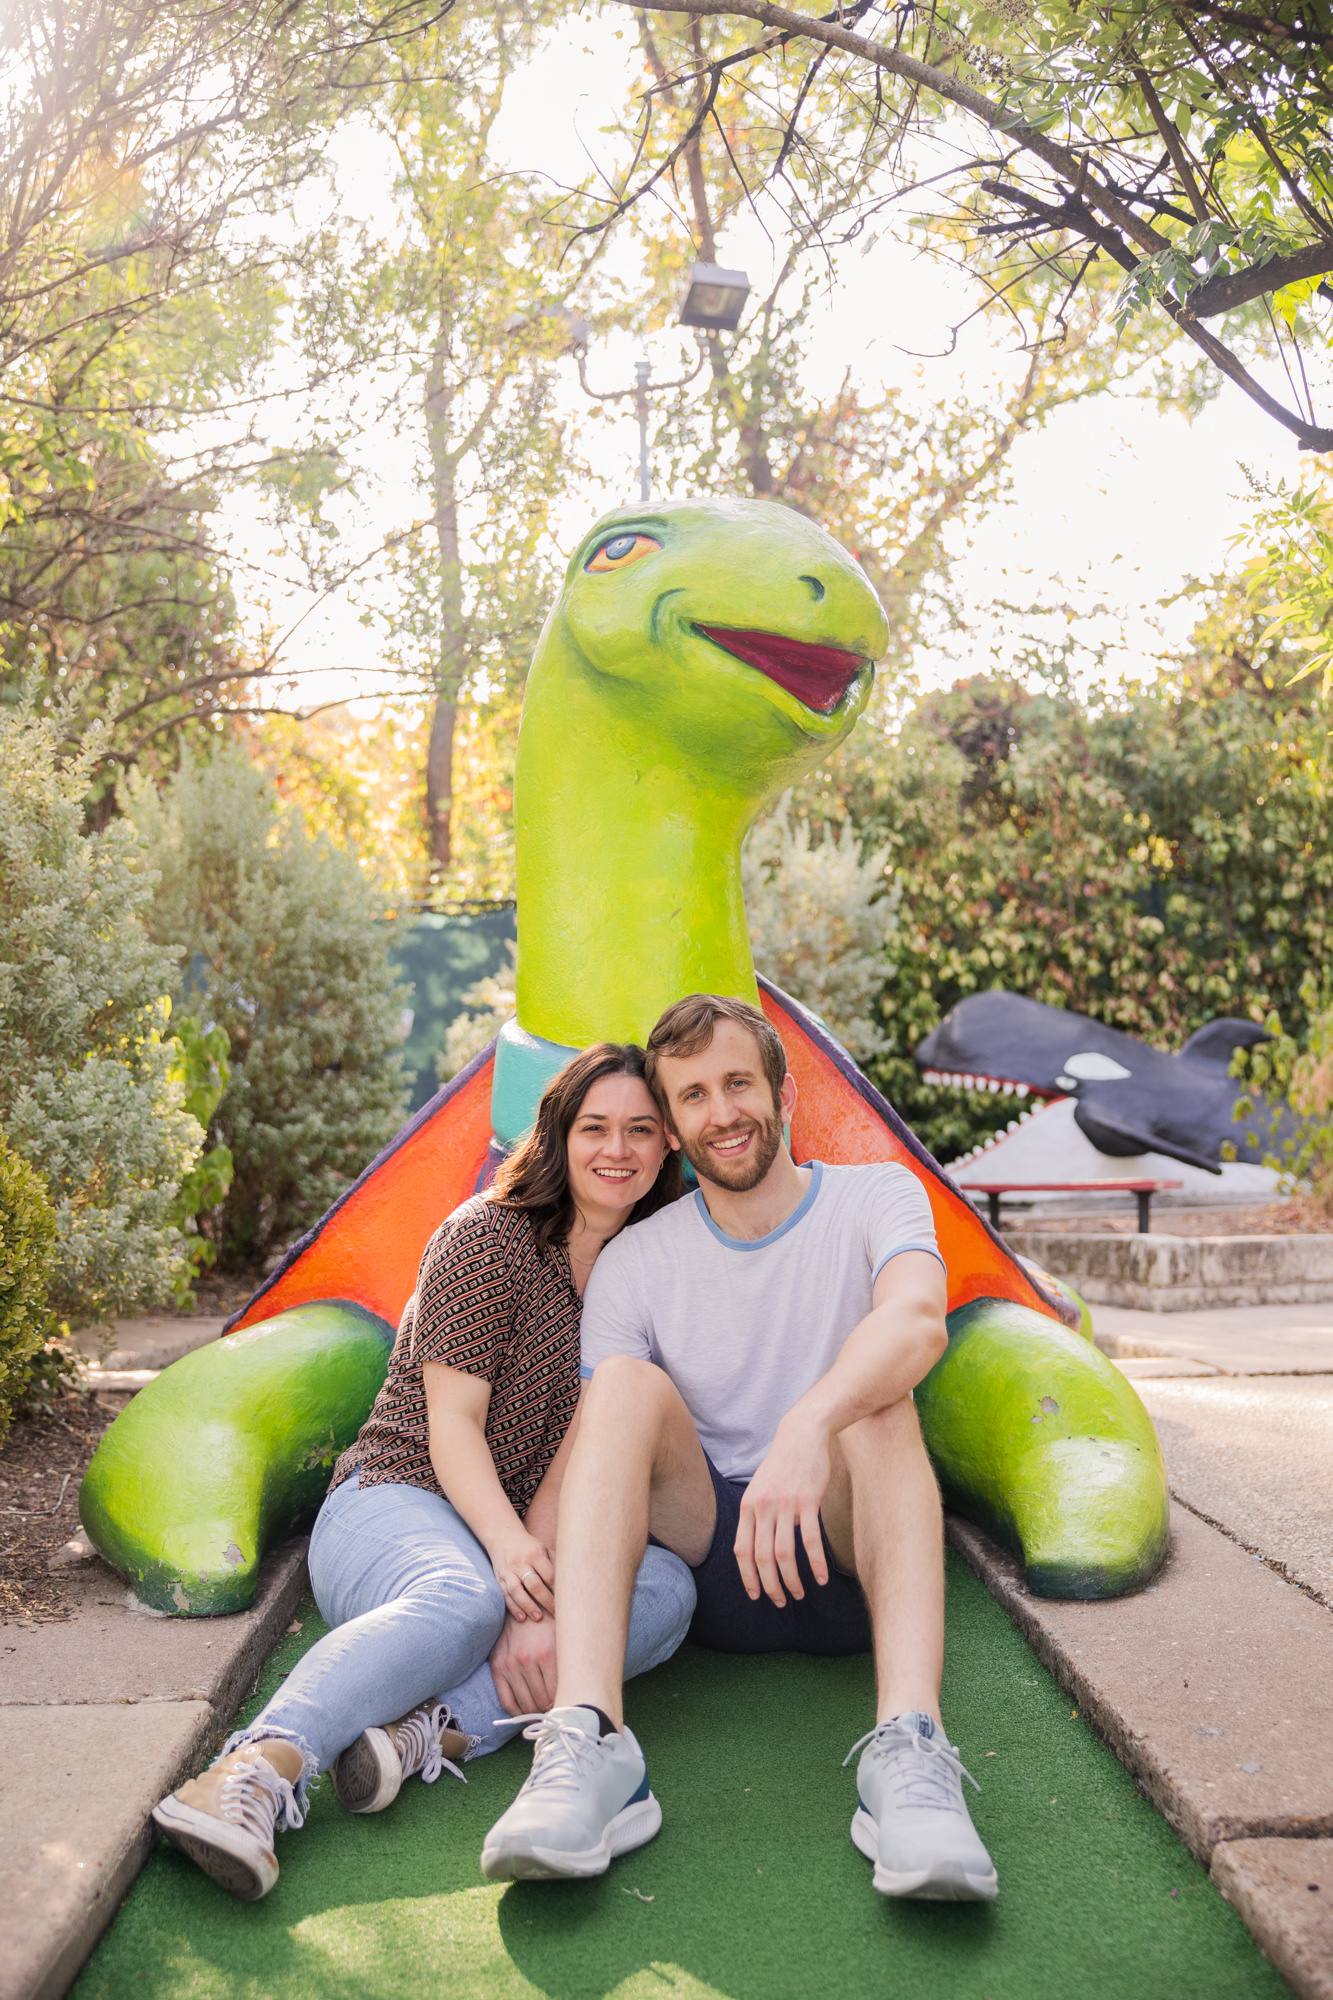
[{"x1": 917, "y1": 992, "x2": 1297, "y2": 1174}]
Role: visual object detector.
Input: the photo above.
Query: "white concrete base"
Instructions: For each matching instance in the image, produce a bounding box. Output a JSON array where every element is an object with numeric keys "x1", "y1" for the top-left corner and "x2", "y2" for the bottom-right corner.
[{"x1": 947, "y1": 1096, "x2": 1282, "y2": 1203}]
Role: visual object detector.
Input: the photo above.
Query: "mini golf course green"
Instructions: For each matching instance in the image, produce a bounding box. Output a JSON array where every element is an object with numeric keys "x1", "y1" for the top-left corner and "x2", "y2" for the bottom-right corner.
[{"x1": 75, "y1": 1553, "x2": 1284, "y2": 2000}]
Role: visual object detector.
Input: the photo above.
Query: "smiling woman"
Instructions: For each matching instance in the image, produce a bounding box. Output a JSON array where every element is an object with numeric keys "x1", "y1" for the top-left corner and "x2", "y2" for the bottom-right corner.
[{"x1": 147, "y1": 1043, "x2": 692, "y2": 1905}]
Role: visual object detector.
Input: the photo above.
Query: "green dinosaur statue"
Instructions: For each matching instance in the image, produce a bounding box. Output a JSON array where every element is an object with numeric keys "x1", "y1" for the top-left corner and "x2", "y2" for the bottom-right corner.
[{"x1": 80, "y1": 495, "x2": 1168, "y2": 1614}]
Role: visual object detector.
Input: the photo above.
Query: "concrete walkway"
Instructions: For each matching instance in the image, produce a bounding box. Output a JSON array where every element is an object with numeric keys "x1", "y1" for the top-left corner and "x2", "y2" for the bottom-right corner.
[
  {"x1": 1095, "y1": 1299, "x2": 1333, "y2": 1375},
  {"x1": 0, "y1": 1541, "x2": 307, "y2": 2000},
  {"x1": 1138, "y1": 1376, "x2": 1333, "y2": 1606},
  {"x1": 4, "y1": 1306, "x2": 1332, "y2": 1999},
  {"x1": 72, "y1": 1315, "x2": 225, "y2": 1394}
]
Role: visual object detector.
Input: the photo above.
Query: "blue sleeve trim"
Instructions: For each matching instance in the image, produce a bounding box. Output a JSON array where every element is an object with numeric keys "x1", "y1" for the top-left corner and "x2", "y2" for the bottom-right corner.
[
  {"x1": 579, "y1": 1363, "x2": 595, "y2": 1379},
  {"x1": 872, "y1": 1242, "x2": 946, "y2": 1286}
]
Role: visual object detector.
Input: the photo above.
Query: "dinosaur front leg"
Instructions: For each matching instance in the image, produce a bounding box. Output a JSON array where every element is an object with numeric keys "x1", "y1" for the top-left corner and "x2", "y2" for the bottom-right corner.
[
  {"x1": 914, "y1": 1298, "x2": 1170, "y2": 1600},
  {"x1": 79, "y1": 1302, "x2": 394, "y2": 1616}
]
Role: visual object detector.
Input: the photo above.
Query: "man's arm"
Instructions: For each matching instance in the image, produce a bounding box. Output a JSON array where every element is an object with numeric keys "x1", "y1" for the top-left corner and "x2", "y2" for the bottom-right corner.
[{"x1": 734, "y1": 1250, "x2": 947, "y2": 1609}]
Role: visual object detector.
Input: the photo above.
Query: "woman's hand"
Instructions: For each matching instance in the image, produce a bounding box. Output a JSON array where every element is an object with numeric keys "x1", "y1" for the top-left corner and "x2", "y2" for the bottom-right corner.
[
  {"x1": 490, "y1": 1611, "x2": 558, "y2": 1715},
  {"x1": 489, "y1": 1532, "x2": 555, "y2": 1622}
]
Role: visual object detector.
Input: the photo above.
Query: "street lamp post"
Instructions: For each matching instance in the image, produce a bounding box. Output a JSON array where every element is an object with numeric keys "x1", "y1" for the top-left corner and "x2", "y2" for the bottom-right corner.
[
  {"x1": 570, "y1": 262, "x2": 751, "y2": 503},
  {"x1": 576, "y1": 343, "x2": 709, "y2": 503}
]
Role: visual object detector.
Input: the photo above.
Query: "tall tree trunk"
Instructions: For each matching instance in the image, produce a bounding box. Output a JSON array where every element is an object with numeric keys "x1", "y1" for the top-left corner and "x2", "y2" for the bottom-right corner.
[
  {"x1": 423, "y1": 313, "x2": 465, "y2": 874},
  {"x1": 424, "y1": 686, "x2": 456, "y2": 872}
]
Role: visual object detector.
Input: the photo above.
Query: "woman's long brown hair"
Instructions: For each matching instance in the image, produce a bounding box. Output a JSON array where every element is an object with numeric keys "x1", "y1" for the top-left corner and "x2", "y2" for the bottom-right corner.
[{"x1": 486, "y1": 1043, "x2": 683, "y2": 1254}]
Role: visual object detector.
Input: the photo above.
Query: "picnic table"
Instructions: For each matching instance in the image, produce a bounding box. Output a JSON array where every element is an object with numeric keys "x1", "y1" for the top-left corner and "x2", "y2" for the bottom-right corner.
[{"x1": 962, "y1": 1178, "x2": 1184, "y2": 1234}]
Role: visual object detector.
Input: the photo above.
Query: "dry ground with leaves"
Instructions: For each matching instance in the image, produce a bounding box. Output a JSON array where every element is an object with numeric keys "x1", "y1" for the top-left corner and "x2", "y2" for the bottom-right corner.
[
  {"x1": 0, "y1": 1392, "x2": 129, "y2": 1625},
  {"x1": 0, "y1": 1265, "x2": 265, "y2": 1626}
]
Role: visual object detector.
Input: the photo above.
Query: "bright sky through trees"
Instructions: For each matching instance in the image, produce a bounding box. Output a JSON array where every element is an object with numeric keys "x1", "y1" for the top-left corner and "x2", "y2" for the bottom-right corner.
[{"x1": 211, "y1": 10, "x2": 1300, "y2": 716}]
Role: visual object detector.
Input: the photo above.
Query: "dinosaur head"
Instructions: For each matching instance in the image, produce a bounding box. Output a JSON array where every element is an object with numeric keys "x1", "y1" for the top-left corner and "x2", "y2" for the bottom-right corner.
[
  {"x1": 515, "y1": 496, "x2": 890, "y2": 1050},
  {"x1": 552, "y1": 497, "x2": 889, "y2": 784}
]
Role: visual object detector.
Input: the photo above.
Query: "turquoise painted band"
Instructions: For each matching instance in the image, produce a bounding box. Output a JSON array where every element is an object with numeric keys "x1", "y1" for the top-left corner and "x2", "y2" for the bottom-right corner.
[{"x1": 492, "y1": 1017, "x2": 580, "y2": 1146}]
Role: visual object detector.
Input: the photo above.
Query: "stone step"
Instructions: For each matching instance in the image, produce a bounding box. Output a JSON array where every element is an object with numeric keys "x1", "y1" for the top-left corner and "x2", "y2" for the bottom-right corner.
[
  {"x1": 1009, "y1": 1228, "x2": 1333, "y2": 1312},
  {"x1": 1093, "y1": 1300, "x2": 1333, "y2": 1375}
]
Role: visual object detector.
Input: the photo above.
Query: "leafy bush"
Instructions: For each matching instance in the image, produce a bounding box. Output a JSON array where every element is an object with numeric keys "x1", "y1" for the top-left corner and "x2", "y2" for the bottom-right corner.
[
  {"x1": 126, "y1": 746, "x2": 410, "y2": 1265},
  {"x1": 0, "y1": 699, "x2": 205, "y2": 1318},
  {"x1": 436, "y1": 943, "x2": 516, "y2": 1084},
  {"x1": 165, "y1": 1016, "x2": 235, "y2": 1296},
  {"x1": 0, "y1": 1132, "x2": 57, "y2": 1446},
  {"x1": 743, "y1": 796, "x2": 897, "y2": 1063},
  {"x1": 1231, "y1": 975, "x2": 1333, "y2": 1223}
]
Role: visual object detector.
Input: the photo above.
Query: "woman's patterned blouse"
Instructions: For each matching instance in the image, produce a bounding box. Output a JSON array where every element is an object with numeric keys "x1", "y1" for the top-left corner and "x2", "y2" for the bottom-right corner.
[{"x1": 330, "y1": 1197, "x2": 581, "y2": 1516}]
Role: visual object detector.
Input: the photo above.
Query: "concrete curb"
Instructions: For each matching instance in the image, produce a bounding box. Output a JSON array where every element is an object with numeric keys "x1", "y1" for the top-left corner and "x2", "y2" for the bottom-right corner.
[
  {"x1": 5, "y1": 1702, "x2": 216, "y2": 2000},
  {"x1": 946, "y1": 1506, "x2": 1333, "y2": 1861},
  {"x1": 1211, "y1": 1838, "x2": 1333, "y2": 2000},
  {"x1": 1, "y1": 1540, "x2": 309, "y2": 2000},
  {"x1": 947, "y1": 1507, "x2": 1333, "y2": 1998}
]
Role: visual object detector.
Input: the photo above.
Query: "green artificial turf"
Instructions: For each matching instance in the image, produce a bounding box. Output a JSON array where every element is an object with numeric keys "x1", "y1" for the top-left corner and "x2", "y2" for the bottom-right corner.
[{"x1": 76, "y1": 1552, "x2": 1284, "y2": 2000}]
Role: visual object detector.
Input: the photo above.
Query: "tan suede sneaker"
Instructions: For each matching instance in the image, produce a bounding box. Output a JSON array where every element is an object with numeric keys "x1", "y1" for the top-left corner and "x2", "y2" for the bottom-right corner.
[
  {"x1": 332, "y1": 1702, "x2": 474, "y2": 1814},
  {"x1": 152, "y1": 1739, "x2": 305, "y2": 1900}
]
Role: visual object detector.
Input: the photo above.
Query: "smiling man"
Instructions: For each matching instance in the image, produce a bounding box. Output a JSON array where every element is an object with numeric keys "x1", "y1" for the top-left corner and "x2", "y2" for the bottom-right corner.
[{"x1": 481, "y1": 993, "x2": 998, "y2": 1904}]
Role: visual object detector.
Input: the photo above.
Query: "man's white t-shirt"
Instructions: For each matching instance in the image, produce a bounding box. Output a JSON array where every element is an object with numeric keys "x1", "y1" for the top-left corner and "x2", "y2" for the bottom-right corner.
[{"x1": 579, "y1": 1160, "x2": 943, "y2": 1482}]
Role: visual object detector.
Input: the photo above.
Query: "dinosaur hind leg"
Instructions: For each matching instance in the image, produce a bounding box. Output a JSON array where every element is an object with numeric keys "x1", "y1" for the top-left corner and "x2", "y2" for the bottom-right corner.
[{"x1": 914, "y1": 1298, "x2": 1170, "y2": 1600}]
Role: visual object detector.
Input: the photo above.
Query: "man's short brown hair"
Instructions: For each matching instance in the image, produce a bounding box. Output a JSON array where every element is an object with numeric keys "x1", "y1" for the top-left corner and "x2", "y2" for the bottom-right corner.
[{"x1": 644, "y1": 993, "x2": 787, "y2": 1112}]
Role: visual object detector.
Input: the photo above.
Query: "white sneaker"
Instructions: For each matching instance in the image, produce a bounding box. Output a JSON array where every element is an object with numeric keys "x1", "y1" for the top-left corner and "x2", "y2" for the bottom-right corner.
[
  {"x1": 480, "y1": 1706, "x2": 661, "y2": 1882},
  {"x1": 332, "y1": 1701, "x2": 475, "y2": 1814},
  {"x1": 846, "y1": 1712, "x2": 998, "y2": 1902},
  {"x1": 152, "y1": 1741, "x2": 305, "y2": 1901}
]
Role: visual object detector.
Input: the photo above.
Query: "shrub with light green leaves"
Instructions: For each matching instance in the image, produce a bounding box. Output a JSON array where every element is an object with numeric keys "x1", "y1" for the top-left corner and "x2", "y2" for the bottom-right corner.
[
  {"x1": 1230, "y1": 973, "x2": 1333, "y2": 1223},
  {"x1": 0, "y1": 1132, "x2": 57, "y2": 1445},
  {"x1": 126, "y1": 746, "x2": 409, "y2": 1266},
  {"x1": 165, "y1": 1016, "x2": 235, "y2": 1296},
  {"x1": 743, "y1": 793, "x2": 897, "y2": 1064},
  {"x1": 437, "y1": 943, "x2": 516, "y2": 1084},
  {"x1": 0, "y1": 698, "x2": 205, "y2": 1320}
]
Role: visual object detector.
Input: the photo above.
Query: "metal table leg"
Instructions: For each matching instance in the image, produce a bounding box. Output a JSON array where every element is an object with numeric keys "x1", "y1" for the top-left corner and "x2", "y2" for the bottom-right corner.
[
  {"x1": 988, "y1": 1192, "x2": 1002, "y2": 1230},
  {"x1": 1136, "y1": 1189, "x2": 1151, "y2": 1234}
]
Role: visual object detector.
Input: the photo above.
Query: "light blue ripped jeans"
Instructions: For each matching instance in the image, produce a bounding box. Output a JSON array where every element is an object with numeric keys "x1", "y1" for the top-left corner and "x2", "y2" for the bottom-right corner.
[{"x1": 227, "y1": 1471, "x2": 695, "y2": 1799}]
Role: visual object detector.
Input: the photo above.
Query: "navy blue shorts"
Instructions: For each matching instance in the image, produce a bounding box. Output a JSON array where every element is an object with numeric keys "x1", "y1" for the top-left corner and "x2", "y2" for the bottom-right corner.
[{"x1": 683, "y1": 1453, "x2": 872, "y2": 1657}]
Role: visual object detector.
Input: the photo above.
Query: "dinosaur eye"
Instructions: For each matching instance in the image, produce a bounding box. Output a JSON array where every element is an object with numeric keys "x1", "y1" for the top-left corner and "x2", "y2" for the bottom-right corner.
[{"x1": 586, "y1": 533, "x2": 661, "y2": 573}]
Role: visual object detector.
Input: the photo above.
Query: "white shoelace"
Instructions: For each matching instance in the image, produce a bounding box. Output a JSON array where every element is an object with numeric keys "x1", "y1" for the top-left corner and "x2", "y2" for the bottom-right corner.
[
  {"x1": 506, "y1": 1710, "x2": 604, "y2": 1797},
  {"x1": 218, "y1": 1753, "x2": 306, "y2": 1842},
  {"x1": 394, "y1": 1702, "x2": 471, "y2": 1786},
  {"x1": 843, "y1": 1720, "x2": 980, "y2": 1813}
]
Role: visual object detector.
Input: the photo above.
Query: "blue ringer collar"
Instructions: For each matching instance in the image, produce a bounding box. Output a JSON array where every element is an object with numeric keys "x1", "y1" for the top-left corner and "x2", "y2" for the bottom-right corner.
[{"x1": 692, "y1": 1160, "x2": 823, "y2": 1251}]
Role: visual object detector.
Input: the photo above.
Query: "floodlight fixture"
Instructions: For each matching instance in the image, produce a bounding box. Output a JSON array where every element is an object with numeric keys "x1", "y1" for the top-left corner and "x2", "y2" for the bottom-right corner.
[{"x1": 677, "y1": 262, "x2": 751, "y2": 333}]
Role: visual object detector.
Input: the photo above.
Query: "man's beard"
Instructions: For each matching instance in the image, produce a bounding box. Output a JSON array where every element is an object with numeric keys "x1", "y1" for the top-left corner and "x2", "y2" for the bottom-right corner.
[{"x1": 679, "y1": 1106, "x2": 783, "y2": 1193}]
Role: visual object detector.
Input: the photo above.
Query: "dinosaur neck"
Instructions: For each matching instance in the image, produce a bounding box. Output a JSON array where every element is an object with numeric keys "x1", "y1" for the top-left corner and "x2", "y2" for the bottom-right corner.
[{"x1": 515, "y1": 641, "x2": 763, "y2": 1048}]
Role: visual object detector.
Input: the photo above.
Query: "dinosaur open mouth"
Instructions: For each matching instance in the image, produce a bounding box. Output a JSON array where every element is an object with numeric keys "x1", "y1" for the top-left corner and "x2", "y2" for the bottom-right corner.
[{"x1": 695, "y1": 625, "x2": 866, "y2": 713}]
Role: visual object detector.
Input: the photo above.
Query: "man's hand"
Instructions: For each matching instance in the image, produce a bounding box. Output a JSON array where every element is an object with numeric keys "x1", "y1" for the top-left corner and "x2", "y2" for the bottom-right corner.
[
  {"x1": 490, "y1": 1611, "x2": 558, "y2": 1716},
  {"x1": 735, "y1": 1414, "x2": 831, "y2": 1607}
]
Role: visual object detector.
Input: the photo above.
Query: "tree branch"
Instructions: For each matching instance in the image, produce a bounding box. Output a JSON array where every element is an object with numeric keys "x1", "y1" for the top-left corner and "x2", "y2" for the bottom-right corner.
[
  {"x1": 615, "y1": 0, "x2": 1333, "y2": 449},
  {"x1": 1184, "y1": 241, "x2": 1333, "y2": 318}
]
